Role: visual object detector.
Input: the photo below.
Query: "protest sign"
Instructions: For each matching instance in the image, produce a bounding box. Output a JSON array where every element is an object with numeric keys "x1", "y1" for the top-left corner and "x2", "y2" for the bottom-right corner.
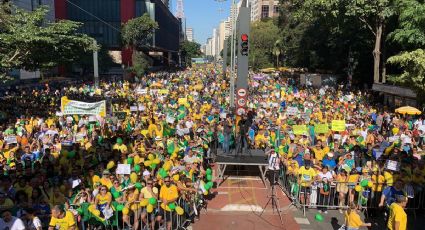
[
  {"x1": 158, "y1": 89, "x2": 169, "y2": 94},
  {"x1": 116, "y1": 164, "x2": 131, "y2": 175},
  {"x1": 135, "y1": 88, "x2": 147, "y2": 94},
  {"x1": 4, "y1": 136, "x2": 17, "y2": 144},
  {"x1": 331, "y1": 120, "x2": 346, "y2": 131},
  {"x1": 130, "y1": 106, "x2": 138, "y2": 112},
  {"x1": 178, "y1": 98, "x2": 188, "y2": 105},
  {"x1": 286, "y1": 107, "x2": 299, "y2": 116},
  {"x1": 114, "y1": 112, "x2": 127, "y2": 120},
  {"x1": 385, "y1": 160, "x2": 400, "y2": 171},
  {"x1": 292, "y1": 125, "x2": 307, "y2": 135},
  {"x1": 315, "y1": 123, "x2": 329, "y2": 134},
  {"x1": 61, "y1": 96, "x2": 106, "y2": 116}
]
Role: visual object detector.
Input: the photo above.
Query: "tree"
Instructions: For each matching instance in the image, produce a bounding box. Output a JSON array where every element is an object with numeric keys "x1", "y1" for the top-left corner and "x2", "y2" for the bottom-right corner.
[
  {"x1": 180, "y1": 40, "x2": 202, "y2": 66},
  {"x1": 121, "y1": 13, "x2": 158, "y2": 48},
  {"x1": 73, "y1": 45, "x2": 116, "y2": 76},
  {"x1": 249, "y1": 19, "x2": 280, "y2": 69},
  {"x1": 387, "y1": 0, "x2": 425, "y2": 103},
  {"x1": 129, "y1": 51, "x2": 151, "y2": 77},
  {"x1": 0, "y1": 5, "x2": 95, "y2": 79}
]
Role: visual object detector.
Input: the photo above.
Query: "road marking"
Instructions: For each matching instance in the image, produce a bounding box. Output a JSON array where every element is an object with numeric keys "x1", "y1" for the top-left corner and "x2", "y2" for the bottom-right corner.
[
  {"x1": 217, "y1": 191, "x2": 228, "y2": 195},
  {"x1": 218, "y1": 186, "x2": 267, "y2": 189},
  {"x1": 294, "y1": 217, "x2": 311, "y2": 225},
  {"x1": 220, "y1": 204, "x2": 263, "y2": 212},
  {"x1": 226, "y1": 176, "x2": 262, "y2": 180}
]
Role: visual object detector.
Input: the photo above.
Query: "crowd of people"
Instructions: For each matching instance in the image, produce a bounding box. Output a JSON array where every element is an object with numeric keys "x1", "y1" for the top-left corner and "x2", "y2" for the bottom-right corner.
[{"x1": 0, "y1": 66, "x2": 423, "y2": 230}]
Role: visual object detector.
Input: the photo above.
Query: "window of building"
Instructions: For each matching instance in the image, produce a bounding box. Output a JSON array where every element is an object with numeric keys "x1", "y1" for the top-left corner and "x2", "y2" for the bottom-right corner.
[
  {"x1": 261, "y1": 5, "x2": 269, "y2": 19},
  {"x1": 273, "y1": 5, "x2": 279, "y2": 14}
]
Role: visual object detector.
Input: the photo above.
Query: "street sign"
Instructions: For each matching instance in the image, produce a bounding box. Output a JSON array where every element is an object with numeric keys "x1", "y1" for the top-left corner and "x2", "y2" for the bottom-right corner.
[
  {"x1": 237, "y1": 98, "x2": 246, "y2": 107},
  {"x1": 237, "y1": 88, "x2": 247, "y2": 97},
  {"x1": 237, "y1": 107, "x2": 246, "y2": 116}
]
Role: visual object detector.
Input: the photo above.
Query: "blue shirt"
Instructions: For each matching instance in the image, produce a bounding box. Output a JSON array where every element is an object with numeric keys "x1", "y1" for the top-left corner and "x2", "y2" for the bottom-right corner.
[
  {"x1": 323, "y1": 158, "x2": 336, "y2": 169},
  {"x1": 382, "y1": 186, "x2": 404, "y2": 206}
]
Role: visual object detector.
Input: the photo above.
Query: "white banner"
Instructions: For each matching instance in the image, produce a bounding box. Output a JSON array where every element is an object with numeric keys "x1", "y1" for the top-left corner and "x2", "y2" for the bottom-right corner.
[
  {"x1": 61, "y1": 96, "x2": 106, "y2": 116},
  {"x1": 286, "y1": 107, "x2": 299, "y2": 116}
]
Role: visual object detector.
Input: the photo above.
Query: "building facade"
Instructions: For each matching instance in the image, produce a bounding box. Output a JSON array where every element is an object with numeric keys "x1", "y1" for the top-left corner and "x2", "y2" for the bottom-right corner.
[
  {"x1": 54, "y1": 0, "x2": 181, "y2": 66},
  {"x1": 250, "y1": 0, "x2": 279, "y2": 21}
]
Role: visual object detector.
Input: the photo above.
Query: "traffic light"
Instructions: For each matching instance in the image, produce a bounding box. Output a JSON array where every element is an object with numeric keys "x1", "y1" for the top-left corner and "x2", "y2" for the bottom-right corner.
[{"x1": 240, "y1": 34, "x2": 249, "y2": 56}]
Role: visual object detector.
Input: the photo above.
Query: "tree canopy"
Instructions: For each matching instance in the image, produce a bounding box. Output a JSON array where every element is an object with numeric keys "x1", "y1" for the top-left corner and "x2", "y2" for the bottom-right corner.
[
  {"x1": 0, "y1": 4, "x2": 96, "y2": 79},
  {"x1": 180, "y1": 40, "x2": 202, "y2": 66},
  {"x1": 121, "y1": 13, "x2": 158, "y2": 48}
]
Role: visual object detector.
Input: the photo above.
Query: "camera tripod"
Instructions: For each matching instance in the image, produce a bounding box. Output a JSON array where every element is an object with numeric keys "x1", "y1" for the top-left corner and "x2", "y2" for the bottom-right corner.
[{"x1": 260, "y1": 170, "x2": 284, "y2": 225}]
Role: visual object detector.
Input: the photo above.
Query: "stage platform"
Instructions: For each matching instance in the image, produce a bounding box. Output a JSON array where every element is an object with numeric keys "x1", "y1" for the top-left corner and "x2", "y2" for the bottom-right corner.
[{"x1": 215, "y1": 149, "x2": 269, "y2": 187}]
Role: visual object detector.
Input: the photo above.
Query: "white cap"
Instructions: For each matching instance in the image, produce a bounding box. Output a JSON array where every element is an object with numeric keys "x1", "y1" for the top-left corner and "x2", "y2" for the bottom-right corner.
[{"x1": 143, "y1": 170, "x2": 151, "y2": 177}]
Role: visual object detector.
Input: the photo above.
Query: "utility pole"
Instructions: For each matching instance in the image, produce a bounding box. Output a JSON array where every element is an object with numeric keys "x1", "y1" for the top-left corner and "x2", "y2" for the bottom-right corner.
[
  {"x1": 229, "y1": 0, "x2": 237, "y2": 108},
  {"x1": 93, "y1": 39, "x2": 99, "y2": 89}
]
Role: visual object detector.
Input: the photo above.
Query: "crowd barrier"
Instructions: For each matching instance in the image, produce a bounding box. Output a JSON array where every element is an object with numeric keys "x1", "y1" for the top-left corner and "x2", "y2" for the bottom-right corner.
[
  {"x1": 69, "y1": 191, "x2": 203, "y2": 230},
  {"x1": 278, "y1": 165, "x2": 425, "y2": 217}
]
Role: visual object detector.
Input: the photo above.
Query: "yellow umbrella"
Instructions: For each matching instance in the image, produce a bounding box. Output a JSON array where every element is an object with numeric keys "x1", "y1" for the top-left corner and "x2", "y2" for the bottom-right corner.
[{"x1": 395, "y1": 106, "x2": 422, "y2": 115}]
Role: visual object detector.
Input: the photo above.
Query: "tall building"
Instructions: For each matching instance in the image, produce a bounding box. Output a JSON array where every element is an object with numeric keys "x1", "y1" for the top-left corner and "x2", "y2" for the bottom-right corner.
[
  {"x1": 205, "y1": 38, "x2": 213, "y2": 56},
  {"x1": 161, "y1": 0, "x2": 170, "y2": 8},
  {"x1": 211, "y1": 28, "x2": 218, "y2": 58},
  {"x1": 185, "y1": 27, "x2": 193, "y2": 42},
  {"x1": 51, "y1": 0, "x2": 181, "y2": 66},
  {"x1": 12, "y1": 0, "x2": 55, "y2": 21},
  {"x1": 250, "y1": 0, "x2": 279, "y2": 21},
  {"x1": 218, "y1": 20, "x2": 227, "y2": 57}
]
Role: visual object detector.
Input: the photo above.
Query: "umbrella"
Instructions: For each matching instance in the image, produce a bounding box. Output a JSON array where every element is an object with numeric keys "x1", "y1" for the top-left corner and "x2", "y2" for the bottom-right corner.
[{"x1": 395, "y1": 106, "x2": 422, "y2": 115}]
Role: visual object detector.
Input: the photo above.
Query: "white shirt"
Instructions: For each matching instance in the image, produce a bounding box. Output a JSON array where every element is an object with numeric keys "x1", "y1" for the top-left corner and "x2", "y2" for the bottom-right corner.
[
  {"x1": 268, "y1": 153, "x2": 280, "y2": 170},
  {"x1": 25, "y1": 217, "x2": 42, "y2": 230},
  {"x1": 0, "y1": 216, "x2": 26, "y2": 230},
  {"x1": 318, "y1": 171, "x2": 333, "y2": 181}
]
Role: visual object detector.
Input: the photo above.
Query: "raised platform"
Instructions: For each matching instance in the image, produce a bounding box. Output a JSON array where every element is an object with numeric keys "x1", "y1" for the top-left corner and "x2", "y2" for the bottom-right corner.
[{"x1": 215, "y1": 149, "x2": 269, "y2": 187}]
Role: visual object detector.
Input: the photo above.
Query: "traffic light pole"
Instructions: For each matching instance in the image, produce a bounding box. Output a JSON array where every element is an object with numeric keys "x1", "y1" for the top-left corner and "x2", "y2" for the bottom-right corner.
[{"x1": 229, "y1": 0, "x2": 237, "y2": 109}]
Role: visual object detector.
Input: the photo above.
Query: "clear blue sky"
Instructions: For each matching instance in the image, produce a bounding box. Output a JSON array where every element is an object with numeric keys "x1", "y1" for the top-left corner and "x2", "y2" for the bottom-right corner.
[{"x1": 171, "y1": 0, "x2": 232, "y2": 44}]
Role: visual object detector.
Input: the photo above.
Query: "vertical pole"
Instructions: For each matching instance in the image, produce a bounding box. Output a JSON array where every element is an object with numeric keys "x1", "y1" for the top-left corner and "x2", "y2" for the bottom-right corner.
[
  {"x1": 229, "y1": 0, "x2": 237, "y2": 109},
  {"x1": 93, "y1": 39, "x2": 99, "y2": 89}
]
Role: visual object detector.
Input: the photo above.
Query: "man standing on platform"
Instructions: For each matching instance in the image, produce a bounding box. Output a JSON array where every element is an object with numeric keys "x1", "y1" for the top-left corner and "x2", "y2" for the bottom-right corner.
[
  {"x1": 237, "y1": 114, "x2": 249, "y2": 154},
  {"x1": 267, "y1": 149, "x2": 281, "y2": 185},
  {"x1": 223, "y1": 115, "x2": 233, "y2": 154}
]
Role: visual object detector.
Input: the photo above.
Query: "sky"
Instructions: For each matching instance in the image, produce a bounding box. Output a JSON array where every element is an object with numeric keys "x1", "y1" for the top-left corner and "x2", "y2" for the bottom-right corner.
[{"x1": 171, "y1": 0, "x2": 232, "y2": 44}]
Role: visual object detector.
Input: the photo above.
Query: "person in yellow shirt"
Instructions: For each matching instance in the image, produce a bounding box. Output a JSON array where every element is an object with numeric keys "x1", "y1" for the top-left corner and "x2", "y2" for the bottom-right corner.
[
  {"x1": 158, "y1": 176, "x2": 179, "y2": 230},
  {"x1": 344, "y1": 202, "x2": 371, "y2": 230},
  {"x1": 298, "y1": 161, "x2": 316, "y2": 205},
  {"x1": 387, "y1": 195, "x2": 408, "y2": 230},
  {"x1": 48, "y1": 205, "x2": 76, "y2": 230},
  {"x1": 94, "y1": 185, "x2": 112, "y2": 211}
]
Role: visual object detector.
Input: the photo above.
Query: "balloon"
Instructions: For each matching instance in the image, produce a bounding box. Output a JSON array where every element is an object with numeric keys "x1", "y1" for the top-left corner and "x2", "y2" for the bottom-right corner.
[
  {"x1": 203, "y1": 191, "x2": 209, "y2": 195},
  {"x1": 168, "y1": 203, "x2": 176, "y2": 210},
  {"x1": 131, "y1": 204, "x2": 138, "y2": 211},
  {"x1": 112, "y1": 191, "x2": 120, "y2": 199},
  {"x1": 148, "y1": 154, "x2": 155, "y2": 160},
  {"x1": 153, "y1": 158, "x2": 160, "y2": 164},
  {"x1": 206, "y1": 174, "x2": 213, "y2": 181},
  {"x1": 176, "y1": 206, "x2": 184, "y2": 215},
  {"x1": 135, "y1": 182, "x2": 142, "y2": 190},
  {"x1": 360, "y1": 179, "x2": 369, "y2": 187},
  {"x1": 173, "y1": 174, "x2": 180, "y2": 182},
  {"x1": 392, "y1": 127, "x2": 399, "y2": 135},
  {"x1": 117, "y1": 138, "x2": 123, "y2": 144},
  {"x1": 163, "y1": 162, "x2": 172, "y2": 171},
  {"x1": 93, "y1": 175, "x2": 100, "y2": 183},
  {"x1": 150, "y1": 163, "x2": 157, "y2": 169},
  {"x1": 144, "y1": 160, "x2": 151, "y2": 167},
  {"x1": 116, "y1": 204, "x2": 124, "y2": 211},
  {"x1": 107, "y1": 161, "x2": 115, "y2": 170},
  {"x1": 149, "y1": 197, "x2": 157, "y2": 205},
  {"x1": 130, "y1": 172, "x2": 138, "y2": 183},
  {"x1": 147, "y1": 204, "x2": 154, "y2": 213},
  {"x1": 139, "y1": 199, "x2": 149, "y2": 207},
  {"x1": 368, "y1": 181, "x2": 373, "y2": 188},
  {"x1": 315, "y1": 213, "x2": 324, "y2": 222},
  {"x1": 207, "y1": 181, "x2": 213, "y2": 189},
  {"x1": 355, "y1": 185, "x2": 362, "y2": 192},
  {"x1": 206, "y1": 168, "x2": 212, "y2": 175},
  {"x1": 134, "y1": 165, "x2": 141, "y2": 173},
  {"x1": 122, "y1": 207, "x2": 130, "y2": 215},
  {"x1": 134, "y1": 155, "x2": 141, "y2": 164},
  {"x1": 127, "y1": 157, "x2": 134, "y2": 165},
  {"x1": 67, "y1": 151, "x2": 76, "y2": 159},
  {"x1": 204, "y1": 183, "x2": 211, "y2": 190}
]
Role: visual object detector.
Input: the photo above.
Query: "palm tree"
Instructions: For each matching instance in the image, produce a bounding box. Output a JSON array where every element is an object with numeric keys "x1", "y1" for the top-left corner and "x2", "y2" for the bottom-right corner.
[{"x1": 273, "y1": 39, "x2": 283, "y2": 67}]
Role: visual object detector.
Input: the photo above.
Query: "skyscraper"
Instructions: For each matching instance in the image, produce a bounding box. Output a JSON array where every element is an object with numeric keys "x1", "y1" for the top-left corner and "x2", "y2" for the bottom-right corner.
[{"x1": 185, "y1": 27, "x2": 193, "y2": 42}]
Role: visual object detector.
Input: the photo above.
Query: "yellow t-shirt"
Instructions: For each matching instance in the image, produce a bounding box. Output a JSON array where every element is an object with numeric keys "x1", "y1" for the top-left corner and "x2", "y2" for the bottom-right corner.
[
  {"x1": 160, "y1": 185, "x2": 179, "y2": 211},
  {"x1": 387, "y1": 203, "x2": 407, "y2": 230},
  {"x1": 345, "y1": 211, "x2": 364, "y2": 228},
  {"x1": 96, "y1": 192, "x2": 112, "y2": 205},
  {"x1": 298, "y1": 167, "x2": 316, "y2": 187},
  {"x1": 384, "y1": 171, "x2": 394, "y2": 186},
  {"x1": 49, "y1": 211, "x2": 77, "y2": 230},
  {"x1": 371, "y1": 175, "x2": 385, "y2": 192},
  {"x1": 140, "y1": 187, "x2": 159, "y2": 199}
]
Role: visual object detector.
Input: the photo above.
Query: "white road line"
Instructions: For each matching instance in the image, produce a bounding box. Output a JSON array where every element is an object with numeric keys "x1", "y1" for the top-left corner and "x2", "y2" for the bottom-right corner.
[
  {"x1": 218, "y1": 186, "x2": 267, "y2": 189},
  {"x1": 220, "y1": 204, "x2": 263, "y2": 212}
]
